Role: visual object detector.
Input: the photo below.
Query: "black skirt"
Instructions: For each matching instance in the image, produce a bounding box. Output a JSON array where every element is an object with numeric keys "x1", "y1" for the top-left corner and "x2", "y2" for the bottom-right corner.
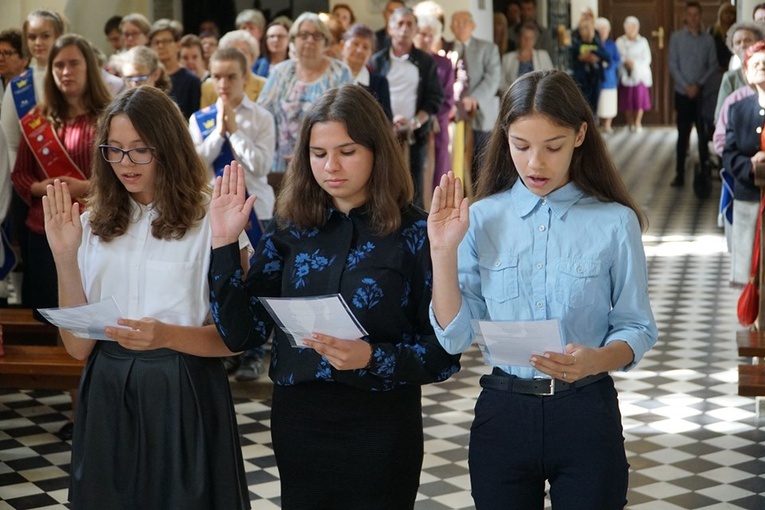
[
  {"x1": 271, "y1": 381, "x2": 424, "y2": 510},
  {"x1": 69, "y1": 341, "x2": 250, "y2": 510}
]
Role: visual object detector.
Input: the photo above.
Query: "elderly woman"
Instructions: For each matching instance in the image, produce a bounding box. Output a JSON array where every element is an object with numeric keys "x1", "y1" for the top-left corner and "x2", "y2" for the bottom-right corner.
[
  {"x1": 413, "y1": 14, "x2": 454, "y2": 191},
  {"x1": 342, "y1": 23, "x2": 391, "y2": 120},
  {"x1": 500, "y1": 22, "x2": 553, "y2": 93},
  {"x1": 570, "y1": 18, "x2": 609, "y2": 113},
  {"x1": 257, "y1": 12, "x2": 353, "y2": 173},
  {"x1": 714, "y1": 21, "x2": 764, "y2": 122},
  {"x1": 724, "y1": 41, "x2": 765, "y2": 288},
  {"x1": 616, "y1": 15, "x2": 652, "y2": 132},
  {"x1": 595, "y1": 17, "x2": 621, "y2": 133},
  {"x1": 120, "y1": 45, "x2": 172, "y2": 93}
]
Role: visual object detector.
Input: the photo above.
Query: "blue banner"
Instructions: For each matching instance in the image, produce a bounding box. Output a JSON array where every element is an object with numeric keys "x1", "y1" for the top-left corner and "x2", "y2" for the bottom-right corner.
[{"x1": 10, "y1": 69, "x2": 36, "y2": 118}]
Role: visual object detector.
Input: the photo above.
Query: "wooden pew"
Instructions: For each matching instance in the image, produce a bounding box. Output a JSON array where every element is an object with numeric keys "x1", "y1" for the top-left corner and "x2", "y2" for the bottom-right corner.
[
  {"x1": 0, "y1": 308, "x2": 83, "y2": 390},
  {"x1": 0, "y1": 345, "x2": 84, "y2": 390}
]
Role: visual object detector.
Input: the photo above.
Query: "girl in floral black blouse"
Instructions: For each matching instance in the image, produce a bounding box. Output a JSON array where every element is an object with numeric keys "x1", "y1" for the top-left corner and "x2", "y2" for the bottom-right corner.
[{"x1": 208, "y1": 84, "x2": 460, "y2": 510}]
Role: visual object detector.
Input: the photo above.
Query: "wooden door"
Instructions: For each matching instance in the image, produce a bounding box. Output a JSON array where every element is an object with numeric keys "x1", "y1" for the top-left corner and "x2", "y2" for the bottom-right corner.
[{"x1": 599, "y1": 0, "x2": 673, "y2": 124}]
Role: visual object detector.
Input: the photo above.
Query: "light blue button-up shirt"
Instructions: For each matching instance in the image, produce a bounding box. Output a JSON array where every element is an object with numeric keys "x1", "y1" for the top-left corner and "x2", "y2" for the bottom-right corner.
[{"x1": 430, "y1": 181, "x2": 658, "y2": 379}]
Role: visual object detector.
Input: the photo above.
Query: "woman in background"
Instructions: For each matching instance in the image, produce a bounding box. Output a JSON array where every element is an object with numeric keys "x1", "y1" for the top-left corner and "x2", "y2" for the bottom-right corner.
[
  {"x1": 616, "y1": 16, "x2": 652, "y2": 132},
  {"x1": 595, "y1": 17, "x2": 621, "y2": 133},
  {"x1": 257, "y1": 12, "x2": 353, "y2": 173}
]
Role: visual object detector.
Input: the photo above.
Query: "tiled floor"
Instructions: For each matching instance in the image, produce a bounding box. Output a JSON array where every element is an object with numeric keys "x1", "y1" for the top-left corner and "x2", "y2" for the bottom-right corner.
[{"x1": 1, "y1": 127, "x2": 764, "y2": 509}]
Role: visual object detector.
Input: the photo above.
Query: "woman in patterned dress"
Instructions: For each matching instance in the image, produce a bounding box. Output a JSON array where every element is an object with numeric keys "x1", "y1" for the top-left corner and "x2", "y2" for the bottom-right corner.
[
  {"x1": 256, "y1": 12, "x2": 353, "y2": 174},
  {"x1": 208, "y1": 84, "x2": 461, "y2": 509}
]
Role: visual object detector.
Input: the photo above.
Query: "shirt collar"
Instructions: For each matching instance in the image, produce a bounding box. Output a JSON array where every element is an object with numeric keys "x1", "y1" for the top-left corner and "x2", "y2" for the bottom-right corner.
[
  {"x1": 509, "y1": 180, "x2": 584, "y2": 219},
  {"x1": 389, "y1": 47, "x2": 410, "y2": 61},
  {"x1": 355, "y1": 66, "x2": 371, "y2": 86}
]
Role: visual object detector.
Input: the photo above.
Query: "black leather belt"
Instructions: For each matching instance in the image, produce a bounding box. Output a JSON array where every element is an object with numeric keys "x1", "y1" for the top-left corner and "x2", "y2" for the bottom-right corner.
[{"x1": 479, "y1": 368, "x2": 609, "y2": 396}]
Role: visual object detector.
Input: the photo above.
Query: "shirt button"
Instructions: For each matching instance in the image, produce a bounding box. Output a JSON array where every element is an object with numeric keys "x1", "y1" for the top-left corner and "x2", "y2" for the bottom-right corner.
[
  {"x1": 758, "y1": 127, "x2": 763, "y2": 134},
  {"x1": 760, "y1": 109, "x2": 764, "y2": 116},
  {"x1": 537, "y1": 262, "x2": 543, "y2": 269},
  {"x1": 539, "y1": 225, "x2": 546, "y2": 232},
  {"x1": 495, "y1": 260, "x2": 501, "y2": 267},
  {"x1": 536, "y1": 301, "x2": 543, "y2": 308},
  {"x1": 541, "y1": 199, "x2": 547, "y2": 205},
  {"x1": 577, "y1": 266, "x2": 583, "y2": 273}
]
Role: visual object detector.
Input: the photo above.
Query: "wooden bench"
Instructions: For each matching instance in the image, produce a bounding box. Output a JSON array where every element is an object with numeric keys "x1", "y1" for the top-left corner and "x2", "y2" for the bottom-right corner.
[
  {"x1": 0, "y1": 345, "x2": 84, "y2": 390},
  {"x1": 736, "y1": 330, "x2": 765, "y2": 358},
  {"x1": 0, "y1": 308, "x2": 83, "y2": 390},
  {"x1": 0, "y1": 308, "x2": 59, "y2": 348},
  {"x1": 738, "y1": 364, "x2": 765, "y2": 397},
  {"x1": 736, "y1": 331, "x2": 765, "y2": 397}
]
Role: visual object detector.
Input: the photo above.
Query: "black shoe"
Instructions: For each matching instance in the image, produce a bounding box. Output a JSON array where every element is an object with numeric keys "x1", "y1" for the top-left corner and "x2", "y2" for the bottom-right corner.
[
  {"x1": 693, "y1": 166, "x2": 712, "y2": 199},
  {"x1": 670, "y1": 175, "x2": 685, "y2": 187},
  {"x1": 57, "y1": 421, "x2": 74, "y2": 441}
]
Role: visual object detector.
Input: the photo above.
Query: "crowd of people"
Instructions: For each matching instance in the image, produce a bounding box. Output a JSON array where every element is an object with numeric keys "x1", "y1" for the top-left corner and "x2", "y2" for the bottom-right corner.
[{"x1": 0, "y1": 1, "x2": 666, "y2": 509}]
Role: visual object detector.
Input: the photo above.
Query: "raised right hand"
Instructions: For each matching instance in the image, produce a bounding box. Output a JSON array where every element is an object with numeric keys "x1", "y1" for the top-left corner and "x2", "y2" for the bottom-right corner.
[
  {"x1": 42, "y1": 179, "x2": 82, "y2": 258},
  {"x1": 428, "y1": 172, "x2": 469, "y2": 252},
  {"x1": 210, "y1": 161, "x2": 257, "y2": 249}
]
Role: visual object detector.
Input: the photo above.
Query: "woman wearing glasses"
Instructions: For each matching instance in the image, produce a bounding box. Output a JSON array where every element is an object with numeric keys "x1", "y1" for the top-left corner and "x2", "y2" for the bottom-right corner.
[
  {"x1": 119, "y1": 45, "x2": 172, "y2": 93},
  {"x1": 252, "y1": 18, "x2": 292, "y2": 77},
  {"x1": 43, "y1": 86, "x2": 250, "y2": 509},
  {"x1": 257, "y1": 12, "x2": 353, "y2": 173}
]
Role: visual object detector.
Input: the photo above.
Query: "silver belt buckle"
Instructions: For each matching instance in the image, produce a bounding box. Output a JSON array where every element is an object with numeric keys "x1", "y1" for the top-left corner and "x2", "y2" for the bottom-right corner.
[{"x1": 534, "y1": 377, "x2": 555, "y2": 396}]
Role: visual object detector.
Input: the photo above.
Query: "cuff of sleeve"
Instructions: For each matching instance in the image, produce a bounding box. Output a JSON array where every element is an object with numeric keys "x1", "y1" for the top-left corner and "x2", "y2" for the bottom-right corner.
[
  {"x1": 605, "y1": 332, "x2": 644, "y2": 371},
  {"x1": 210, "y1": 242, "x2": 241, "y2": 272},
  {"x1": 428, "y1": 301, "x2": 474, "y2": 355}
]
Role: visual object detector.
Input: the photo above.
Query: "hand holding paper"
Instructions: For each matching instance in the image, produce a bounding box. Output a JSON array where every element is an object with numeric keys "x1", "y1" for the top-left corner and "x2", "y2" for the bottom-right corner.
[
  {"x1": 38, "y1": 296, "x2": 128, "y2": 340},
  {"x1": 472, "y1": 319, "x2": 565, "y2": 367}
]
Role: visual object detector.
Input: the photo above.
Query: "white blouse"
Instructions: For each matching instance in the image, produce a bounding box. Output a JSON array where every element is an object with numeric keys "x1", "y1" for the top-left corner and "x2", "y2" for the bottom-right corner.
[
  {"x1": 615, "y1": 35, "x2": 653, "y2": 87},
  {"x1": 79, "y1": 199, "x2": 248, "y2": 328}
]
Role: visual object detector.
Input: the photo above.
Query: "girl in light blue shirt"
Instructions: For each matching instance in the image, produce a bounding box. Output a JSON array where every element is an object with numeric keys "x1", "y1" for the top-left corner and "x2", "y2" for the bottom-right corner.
[{"x1": 428, "y1": 70, "x2": 657, "y2": 509}]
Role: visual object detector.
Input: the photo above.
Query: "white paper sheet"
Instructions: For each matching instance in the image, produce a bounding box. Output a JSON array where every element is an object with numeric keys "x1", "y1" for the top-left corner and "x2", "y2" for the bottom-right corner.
[
  {"x1": 259, "y1": 294, "x2": 368, "y2": 348},
  {"x1": 471, "y1": 319, "x2": 564, "y2": 366},
  {"x1": 37, "y1": 296, "x2": 129, "y2": 341}
]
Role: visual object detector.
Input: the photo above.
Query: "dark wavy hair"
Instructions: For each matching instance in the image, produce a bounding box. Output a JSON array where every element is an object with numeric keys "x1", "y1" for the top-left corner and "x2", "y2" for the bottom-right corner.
[
  {"x1": 87, "y1": 87, "x2": 209, "y2": 241},
  {"x1": 276, "y1": 84, "x2": 413, "y2": 235},
  {"x1": 476, "y1": 70, "x2": 647, "y2": 231},
  {"x1": 40, "y1": 34, "x2": 111, "y2": 128}
]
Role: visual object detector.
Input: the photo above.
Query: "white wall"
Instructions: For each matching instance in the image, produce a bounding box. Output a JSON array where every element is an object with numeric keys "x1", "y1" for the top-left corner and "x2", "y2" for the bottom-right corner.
[
  {"x1": 1, "y1": 0, "x2": 153, "y2": 56},
  {"x1": 330, "y1": 0, "x2": 494, "y2": 44}
]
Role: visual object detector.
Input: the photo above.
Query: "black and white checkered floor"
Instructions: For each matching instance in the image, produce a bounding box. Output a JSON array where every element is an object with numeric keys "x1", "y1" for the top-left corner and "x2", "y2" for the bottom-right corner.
[{"x1": 1, "y1": 127, "x2": 764, "y2": 509}]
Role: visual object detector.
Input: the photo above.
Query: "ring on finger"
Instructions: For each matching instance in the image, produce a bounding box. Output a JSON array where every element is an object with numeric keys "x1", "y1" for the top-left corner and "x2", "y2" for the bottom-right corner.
[{"x1": 562, "y1": 372, "x2": 567, "y2": 380}]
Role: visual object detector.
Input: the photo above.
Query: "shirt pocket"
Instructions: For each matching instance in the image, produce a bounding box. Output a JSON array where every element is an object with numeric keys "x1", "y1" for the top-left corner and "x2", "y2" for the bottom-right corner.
[
  {"x1": 144, "y1": 260, "x2": 203, "y2": 326},
  {"x1": 555, "y1": 258, "x2": 601, "y2": 309},
  {"x1": 478, "y1": 253, "x2": 519, "y2": 303}
]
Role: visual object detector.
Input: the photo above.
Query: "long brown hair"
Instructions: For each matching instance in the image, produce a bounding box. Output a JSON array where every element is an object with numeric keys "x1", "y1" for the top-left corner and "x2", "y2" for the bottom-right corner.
[
  {"x1": 476, "y1": 70, "x2": 648, "y2": 230},
  {"x1": 40, "y1": 34, "x2": 111, "y2": 127},
  {"x1": 276, "y1": 84, "x2": 413, "y2": 235},
  {"x1": 88, "y1": 87, "x2": 209, "y2": 241}
]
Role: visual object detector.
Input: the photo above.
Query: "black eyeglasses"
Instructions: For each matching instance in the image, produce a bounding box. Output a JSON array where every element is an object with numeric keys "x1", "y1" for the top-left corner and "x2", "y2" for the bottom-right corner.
[
  {"x1": 99, "y1": 145, "x2": 156, "y2": 165},
  {"x1": 0, "y1": 50, "x2": 18, "y2": 58}
]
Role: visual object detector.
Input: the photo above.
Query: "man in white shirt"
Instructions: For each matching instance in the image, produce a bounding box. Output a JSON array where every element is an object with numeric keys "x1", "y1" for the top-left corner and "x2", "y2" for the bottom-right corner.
[{"x1": 369, "y1": 7, "x2": 443, "y2": 207}]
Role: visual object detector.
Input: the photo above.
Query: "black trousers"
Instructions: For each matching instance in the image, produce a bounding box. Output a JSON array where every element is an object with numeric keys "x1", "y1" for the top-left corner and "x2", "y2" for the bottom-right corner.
[
  {"x1": 468, "y1": 375, "x2": 629, "y2": 510},
  {"x1": 23, "y1": 231, "x2": 58, "y2": 321},
  {"x1": 675, "y1": 91, "x2": 712, "y2": 177}
]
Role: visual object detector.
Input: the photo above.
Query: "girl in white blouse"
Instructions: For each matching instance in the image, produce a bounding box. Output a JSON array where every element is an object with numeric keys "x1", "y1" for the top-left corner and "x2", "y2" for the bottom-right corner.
[{"x1": 42, "y1": 86, "x2": 250, "y2": 510}]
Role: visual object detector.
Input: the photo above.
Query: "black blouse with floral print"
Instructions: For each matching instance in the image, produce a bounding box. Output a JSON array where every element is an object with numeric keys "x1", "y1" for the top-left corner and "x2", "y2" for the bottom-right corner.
[{"x1": 209, "y1": 205, "x2": 461, "y2": 391}]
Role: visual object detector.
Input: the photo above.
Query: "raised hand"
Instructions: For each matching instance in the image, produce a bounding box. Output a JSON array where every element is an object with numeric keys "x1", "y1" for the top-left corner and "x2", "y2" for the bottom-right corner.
[
  {"x1": 428, "y1": 171, "x2": 469, "y2": 252},
  {"x1": 210, "y1": 161, "x2": 257, "y2": 249},
  {"x1": 42, "y1": 179, "x2": 82, "y2": 259}
]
